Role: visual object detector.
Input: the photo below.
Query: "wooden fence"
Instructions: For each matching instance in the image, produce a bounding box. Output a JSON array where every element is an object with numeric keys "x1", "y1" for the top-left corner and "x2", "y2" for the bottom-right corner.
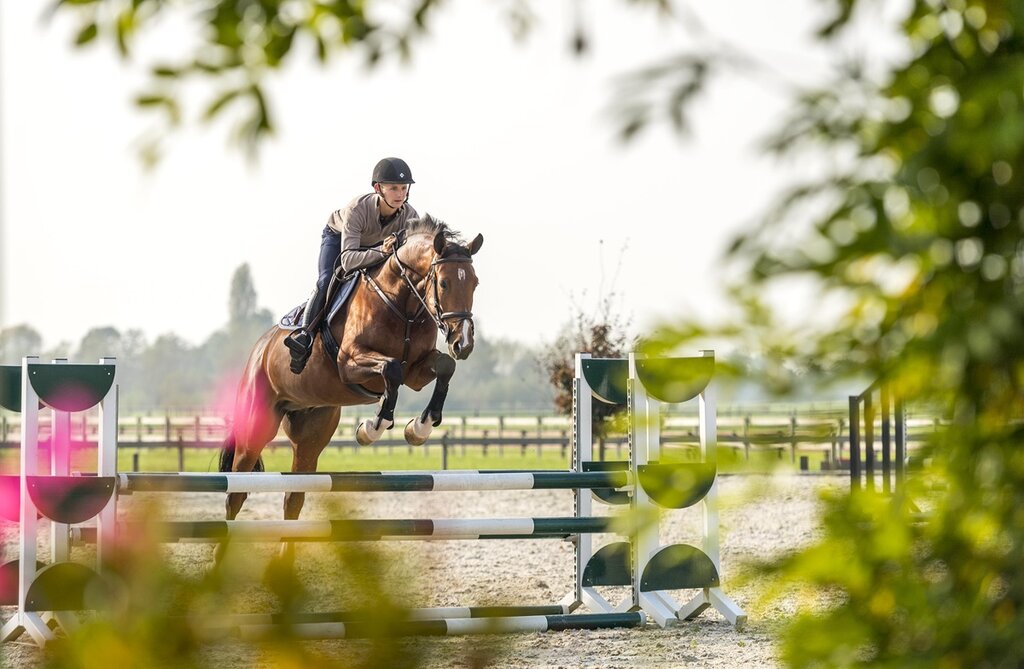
[{"x1": 0, "y1": 410, "x2": 940, "y2": 471}]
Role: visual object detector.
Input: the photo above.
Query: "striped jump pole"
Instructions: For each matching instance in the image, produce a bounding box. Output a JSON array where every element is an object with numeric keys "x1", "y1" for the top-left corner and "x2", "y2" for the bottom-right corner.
[
  {"x1": 207, "y1": 604, "x2": 571, "y2": 626},
  {"x1": 118, "y1": 469, "x2": 631, "y2": 494},
  {"x1": 75, "y1": 516, "x2": 620, "y2": 543},
  {"x1": 222, "y1": 611, "x2": 646, "y2": 641}
]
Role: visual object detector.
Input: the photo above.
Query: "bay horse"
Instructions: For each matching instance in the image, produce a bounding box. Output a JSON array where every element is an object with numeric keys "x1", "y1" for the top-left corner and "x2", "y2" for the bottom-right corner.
[{"x1": 219, "y1": 215, "x2": 482, "y2": 528}]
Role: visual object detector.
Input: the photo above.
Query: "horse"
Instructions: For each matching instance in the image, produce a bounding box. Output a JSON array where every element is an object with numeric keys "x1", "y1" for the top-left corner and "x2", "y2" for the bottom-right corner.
[{"x1": 219, "y1": 214, "x2": 482, "y2": 532}]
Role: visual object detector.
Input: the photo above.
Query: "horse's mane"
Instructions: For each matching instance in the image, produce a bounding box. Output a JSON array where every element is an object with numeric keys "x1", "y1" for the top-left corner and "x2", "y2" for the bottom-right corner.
[{"x1": 406, "y1": 213, "x2": 463, "y2": 246}]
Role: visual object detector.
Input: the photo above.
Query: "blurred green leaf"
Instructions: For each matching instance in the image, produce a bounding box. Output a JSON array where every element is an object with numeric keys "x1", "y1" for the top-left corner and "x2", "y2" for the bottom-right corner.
[{"x1": 74, "y1": 22, "x2": 98, "y2": 45}]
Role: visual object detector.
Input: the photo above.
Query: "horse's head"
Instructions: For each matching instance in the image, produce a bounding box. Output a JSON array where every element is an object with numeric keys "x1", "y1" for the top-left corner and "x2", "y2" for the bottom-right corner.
[
  {"x1": 429, "y1": 230, "x2": 483, "y2": 360},
  {"x1": 399, "y1": 215, "x2": 483, "y2": 361}
]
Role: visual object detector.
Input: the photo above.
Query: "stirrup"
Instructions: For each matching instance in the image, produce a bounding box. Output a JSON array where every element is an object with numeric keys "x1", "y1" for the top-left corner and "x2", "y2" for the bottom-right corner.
[
  {"x1": 289, "y1": 349, "x2": 312, "y2": 374},
  {"x1": 284, "y1": 329, "x2": 313, "y2": 354}
]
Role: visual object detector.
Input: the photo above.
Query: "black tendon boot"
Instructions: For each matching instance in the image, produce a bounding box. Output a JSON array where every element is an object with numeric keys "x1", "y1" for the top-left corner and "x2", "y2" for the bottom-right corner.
[{"x1": 284, "y1": 285, "x2": 326, "y2": 374}]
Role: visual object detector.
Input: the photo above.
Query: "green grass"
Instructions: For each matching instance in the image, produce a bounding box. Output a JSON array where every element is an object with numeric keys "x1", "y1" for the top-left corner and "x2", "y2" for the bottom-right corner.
[{"x1": 1, "y1": 441, "x2": 837, "y2": 475}]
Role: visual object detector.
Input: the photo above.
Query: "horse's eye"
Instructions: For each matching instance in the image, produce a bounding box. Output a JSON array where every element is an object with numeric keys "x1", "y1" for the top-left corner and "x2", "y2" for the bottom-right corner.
[{"x1": 440, "y1": 279, "x2": 449, "y2": 290}]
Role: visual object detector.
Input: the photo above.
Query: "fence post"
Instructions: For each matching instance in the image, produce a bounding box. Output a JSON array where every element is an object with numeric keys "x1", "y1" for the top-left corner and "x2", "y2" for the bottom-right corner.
[
  {"x1": 536, "y1": 416, "x2": 543, "y2": 458},
  {"x1": 441, "y1": 432, "x2": 449, "y2": 470},
  {"x1": 743, "y1": 415, "x2": 751, "y2": 461},
  {"x1": 165, "y1": 414, "x2": 171, "y2": 443},
  {"x1": 560, "y1": 430, "x2": 567, "y2": 460},
  {"x1": 194, "y1": 415, "x2": 201, "y2": 443},
  {"x1": 482, "y1": 430, "x2": 489, "y2": 457},
  {"x1": 177, "y1": 436, "x2": 185, "y2": 472},
  {"x1": 132, "y1": 452, "x2": 140, "y2": 473},
  {"x1": 520, "y1": 430, "x2": 527, "y2": 457},
  {"x1": 789, "y1": 414, "x2": 797, "y2": 463},
  {"x1": 835, "y1": 417, "x2": 845, "y2": 469}
]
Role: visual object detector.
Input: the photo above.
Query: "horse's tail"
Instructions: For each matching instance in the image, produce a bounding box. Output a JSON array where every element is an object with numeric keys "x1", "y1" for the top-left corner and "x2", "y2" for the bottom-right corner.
[{"x1": 219, "y1": 431, "x2": 264, "y2": 473}]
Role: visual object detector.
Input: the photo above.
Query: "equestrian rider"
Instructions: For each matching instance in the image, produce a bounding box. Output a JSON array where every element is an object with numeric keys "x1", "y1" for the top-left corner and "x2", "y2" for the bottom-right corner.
[{"x1": 284, "y1": 157, "x2": 419, "y2": 374}]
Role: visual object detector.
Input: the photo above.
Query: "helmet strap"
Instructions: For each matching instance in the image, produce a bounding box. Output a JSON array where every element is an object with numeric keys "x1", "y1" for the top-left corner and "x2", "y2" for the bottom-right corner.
[{"x1": 375, "y1": 184, "x2": 411, "y2": 213}]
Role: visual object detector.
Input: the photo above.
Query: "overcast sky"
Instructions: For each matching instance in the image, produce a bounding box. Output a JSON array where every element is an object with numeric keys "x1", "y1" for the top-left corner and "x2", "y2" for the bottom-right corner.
[{"x1": 1, "y1": 1, "x2": 897, "y2": 353}]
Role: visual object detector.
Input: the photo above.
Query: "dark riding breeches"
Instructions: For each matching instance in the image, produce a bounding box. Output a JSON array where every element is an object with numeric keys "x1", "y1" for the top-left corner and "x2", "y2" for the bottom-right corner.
[{"x1": 317, "y1": 226, "x2": 341, "y2": 293}]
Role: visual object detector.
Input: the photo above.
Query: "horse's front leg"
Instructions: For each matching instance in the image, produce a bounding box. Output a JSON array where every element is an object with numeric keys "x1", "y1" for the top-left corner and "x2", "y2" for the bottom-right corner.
[
  {"x1": 341, "y1": 349, "x2": 404, "y2": 445},
  {"x1": 402, "y1": 350, "x2": 456, "y2": 446}
]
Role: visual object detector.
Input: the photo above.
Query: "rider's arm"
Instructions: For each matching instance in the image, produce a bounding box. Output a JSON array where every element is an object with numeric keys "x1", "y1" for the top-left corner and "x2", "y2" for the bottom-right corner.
[{"x1": 334, "y1": 199, "x2": 390, "y2": 274}]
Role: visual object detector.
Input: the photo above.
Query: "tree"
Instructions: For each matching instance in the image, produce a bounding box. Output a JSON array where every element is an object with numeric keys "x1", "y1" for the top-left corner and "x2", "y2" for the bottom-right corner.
[
  {"x1": 0, "y1": 324, "x2": 43, "y2": 363},
  {"x1": 206, "y1": 263, "x2": 274, "y2": 382},
  {"x1": 50, "y1": 0, "x2": 459, "y2": 160},
  {"x1": 228, "y1": 264, "x2": 258, "y2": 328},
  {"x1": 637, "y1": 2, "x2": 1024, "y2": 667},
  {"x1": 539, "y1": 291, "x2": 632, "y2": 439},
  {"x1": 75, "y1": 326, "x2": 124, "y2": 361}
]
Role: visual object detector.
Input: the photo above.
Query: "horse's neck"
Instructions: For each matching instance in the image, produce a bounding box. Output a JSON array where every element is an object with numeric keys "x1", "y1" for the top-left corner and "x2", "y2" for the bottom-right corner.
[{"x1": 359, "y1": 245, "x2": 430, "y2": 307}]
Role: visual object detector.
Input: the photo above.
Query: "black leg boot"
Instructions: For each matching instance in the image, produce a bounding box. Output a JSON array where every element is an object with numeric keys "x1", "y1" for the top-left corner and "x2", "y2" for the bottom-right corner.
[{"x1": 284, "y1": 285, "x2": 326, "y2": 374}]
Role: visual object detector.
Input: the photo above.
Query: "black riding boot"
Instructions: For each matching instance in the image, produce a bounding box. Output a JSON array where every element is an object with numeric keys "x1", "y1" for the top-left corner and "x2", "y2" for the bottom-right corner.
[{"x1": 284, "y1": 285, "x2": 327, "y2": 374}]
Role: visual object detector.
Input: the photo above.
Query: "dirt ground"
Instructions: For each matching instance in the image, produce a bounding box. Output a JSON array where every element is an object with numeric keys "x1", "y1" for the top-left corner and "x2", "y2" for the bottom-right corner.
[{"x1": 1, "y1": 473, "x2": 844, "y2": 668}]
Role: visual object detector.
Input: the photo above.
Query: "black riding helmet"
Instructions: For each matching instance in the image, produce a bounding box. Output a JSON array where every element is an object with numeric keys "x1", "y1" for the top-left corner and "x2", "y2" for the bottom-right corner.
[{"x1": 371, "y1": 157, "x2": 415, "y2": 186}]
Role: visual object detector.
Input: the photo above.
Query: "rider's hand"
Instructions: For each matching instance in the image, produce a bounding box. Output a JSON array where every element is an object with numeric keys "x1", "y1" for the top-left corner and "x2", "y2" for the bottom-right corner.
[{"x1": 380, "y1": 234, "x2": 398, "y2": 255}]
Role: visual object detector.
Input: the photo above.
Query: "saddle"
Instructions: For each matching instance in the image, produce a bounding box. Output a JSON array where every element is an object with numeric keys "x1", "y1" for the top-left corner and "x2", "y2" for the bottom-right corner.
[{"x1": 279, "y1": 272, "x2": 359, "y2": 334}]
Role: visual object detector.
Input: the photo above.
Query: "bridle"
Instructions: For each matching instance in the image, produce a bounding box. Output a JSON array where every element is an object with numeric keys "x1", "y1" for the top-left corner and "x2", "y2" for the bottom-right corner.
[{"x1": 361, "y1": 241, "x2": 475, "y2": 364}]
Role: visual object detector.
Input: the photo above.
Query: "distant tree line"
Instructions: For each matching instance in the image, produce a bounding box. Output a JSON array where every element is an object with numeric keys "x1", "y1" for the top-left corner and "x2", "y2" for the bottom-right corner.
[
  {"x1": 1, "y1": 264, "x2": 840, "y2": 416},
  {"x1": 0, "y1": 265, "x2": 554, "y2": 414}
]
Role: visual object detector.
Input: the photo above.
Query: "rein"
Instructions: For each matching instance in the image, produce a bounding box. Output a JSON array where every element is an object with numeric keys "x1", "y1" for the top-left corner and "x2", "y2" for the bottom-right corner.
[{"x1": 361, "y1": 243, "x2": 474, "y2": 365}]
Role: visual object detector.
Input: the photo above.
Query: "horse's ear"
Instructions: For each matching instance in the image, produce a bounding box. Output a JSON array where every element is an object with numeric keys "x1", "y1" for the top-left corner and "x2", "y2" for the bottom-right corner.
[
  {"x1": 468, "y1": 234, "x2": 484, "y2": 255},
  {"x1": 433, "y1": 231, "x2": 446, "y2": 255}
]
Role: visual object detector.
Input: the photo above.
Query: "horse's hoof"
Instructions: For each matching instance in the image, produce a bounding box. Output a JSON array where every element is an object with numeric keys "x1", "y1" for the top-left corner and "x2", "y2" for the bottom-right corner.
[
  {"x1": 405, "y1": 416, "x2": 432, "y2": 446},
  {"x1": 356, "y1": 418, "x2": 393, "y2": 445}
]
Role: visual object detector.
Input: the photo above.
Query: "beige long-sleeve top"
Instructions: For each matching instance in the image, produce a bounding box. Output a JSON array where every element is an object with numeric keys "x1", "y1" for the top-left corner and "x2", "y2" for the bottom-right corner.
[{"x1": 327, "y1": 193, "x2": 419, "y2": 274}]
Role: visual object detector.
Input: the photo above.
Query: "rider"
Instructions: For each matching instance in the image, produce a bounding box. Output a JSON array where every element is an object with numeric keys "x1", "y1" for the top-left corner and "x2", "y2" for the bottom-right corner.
[{"x1": 284, "y1": 157, "x2": 419, "y2": 374}]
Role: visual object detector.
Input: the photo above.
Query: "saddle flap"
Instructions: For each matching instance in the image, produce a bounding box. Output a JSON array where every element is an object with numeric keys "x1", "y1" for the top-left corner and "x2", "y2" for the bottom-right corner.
[{"x1": 279, "y1": 273, "x2": 360, "y2": 331}]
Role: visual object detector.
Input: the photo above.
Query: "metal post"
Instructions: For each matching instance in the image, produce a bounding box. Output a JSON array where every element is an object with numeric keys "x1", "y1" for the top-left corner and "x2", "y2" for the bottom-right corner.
[
  {"x1": 97, "y1": 358, "x2": 118, "y2": 568},
  {"x1": 848, "y1": 396, "x2": 861, "y2": 491},
  {"x1": 50, "y1": 359, "x2": 70, "y2": 564},
  {"x1": 864, "y1": 392, "x2": 875, "y2": 492},
  {"x1": 4, "y1": 356, "x2": 55, "y2": 644},
  {"x1": 894, "y1": 397, "x2": 906, "y2": 489},
  {"x1": 881, "y1": 385, "x2": 891, "y2": 494}
]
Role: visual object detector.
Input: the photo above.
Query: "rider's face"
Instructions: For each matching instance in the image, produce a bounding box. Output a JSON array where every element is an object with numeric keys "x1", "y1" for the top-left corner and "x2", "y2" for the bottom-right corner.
[{"x1": 377, "y1": 183, "x2": 409, "y2": 207}]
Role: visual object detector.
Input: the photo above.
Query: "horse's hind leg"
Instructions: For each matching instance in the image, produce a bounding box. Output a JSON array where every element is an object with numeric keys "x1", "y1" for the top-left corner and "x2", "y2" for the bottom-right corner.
[
  {"x1": 226, "y1": 371, "x2": 284, "y2": 521},
  {"x1": 281, "y1": 407, "x2": 341, "y2": 520},
  {"x1": 404, "y1": 351, "x2": 456, "y2": 445},
  {"x1": 278, "y1": 407, "x2": 340, "y2": 562}
]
